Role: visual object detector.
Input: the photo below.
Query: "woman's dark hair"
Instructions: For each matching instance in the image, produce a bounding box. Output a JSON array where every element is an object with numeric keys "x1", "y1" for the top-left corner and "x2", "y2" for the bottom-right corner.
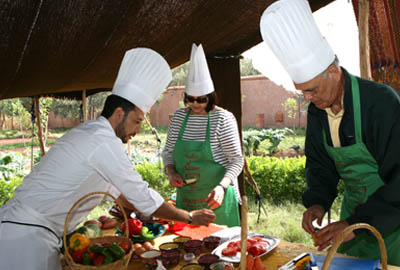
[
  {"x1": 184, "y1": 91, "x2": 219, "y2": 112},
  {"x1": 100, "y1": 94, "x2": 136, "y2": 118}
]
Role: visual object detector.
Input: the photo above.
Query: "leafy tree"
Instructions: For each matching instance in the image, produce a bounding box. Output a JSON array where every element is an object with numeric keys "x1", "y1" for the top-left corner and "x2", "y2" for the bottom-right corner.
[
  {"x1": 0, "y1": 99, "x2": 15, "y2": 129},
  {"x1": 170, "y1": 62, "x2": 189, "y2": 86},
  {"x1": 240, "y1": 58, "x2": 261, "y2": 76},
  {"x1": 51, "y1": 98, "x2": 80, "y2": 118},
  {"x1": 169, "y1": 57, "x2": 260, "y2": 86},
  {"x1": 283, "y1": 97, "x2": 298, "y2": 132}
]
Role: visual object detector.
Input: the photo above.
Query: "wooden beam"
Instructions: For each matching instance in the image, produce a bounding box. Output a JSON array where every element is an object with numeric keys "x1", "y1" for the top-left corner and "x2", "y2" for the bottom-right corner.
[
  {"x1": 82, "y1": 90, "x2": 88, "y2": 122},
  {"x1": 207, "y1": 56, "x2": 245, "y2": 196},
  {"x1": 34, "y1": 96, "x2": 46, "y2": 156},
  {"x1": 359, "y1": 0, "x2": 372, "y2": 80}
]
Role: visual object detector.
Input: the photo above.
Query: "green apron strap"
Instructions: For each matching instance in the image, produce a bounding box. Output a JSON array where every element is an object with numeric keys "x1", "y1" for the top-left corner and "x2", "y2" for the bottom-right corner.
[{"x1": 350, "y1": 74, "x2": 362, "y2": 143}]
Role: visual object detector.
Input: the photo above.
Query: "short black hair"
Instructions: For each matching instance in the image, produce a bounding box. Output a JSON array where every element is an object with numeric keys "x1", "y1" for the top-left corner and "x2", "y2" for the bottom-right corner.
[
  {"x1": 184, "y1": 91, "x2": 218, "y2": 112},
  {"x1": 100, "y1": 94, "x2": 136, "y2": 119}
]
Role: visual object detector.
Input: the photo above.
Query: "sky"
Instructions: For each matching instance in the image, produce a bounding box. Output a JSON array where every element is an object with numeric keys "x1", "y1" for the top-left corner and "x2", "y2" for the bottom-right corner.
[{"x1": 243, "y1": 0, "x2": 360, "y2": 91}]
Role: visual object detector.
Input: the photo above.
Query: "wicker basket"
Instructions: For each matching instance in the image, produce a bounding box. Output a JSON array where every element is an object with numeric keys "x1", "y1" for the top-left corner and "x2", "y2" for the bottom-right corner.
[
  {"x1": 322, "y1": 223, "x2": 388, "y2": 270},
  {"x1": 62, "y1": 191, "x2": 134, "y2": 270}
]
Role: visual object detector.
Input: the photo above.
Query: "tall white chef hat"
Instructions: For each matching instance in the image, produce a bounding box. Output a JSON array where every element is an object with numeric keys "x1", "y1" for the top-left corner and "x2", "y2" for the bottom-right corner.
[
  {"x1": 112, "y1": 48, "x2": 172, "y2": 113},
  {"x1": 185, "y1": 43, "x2": 215, "y2": 96},
  {"x1": 259, "y1": 0, "x2": 335, "y2": 84}
]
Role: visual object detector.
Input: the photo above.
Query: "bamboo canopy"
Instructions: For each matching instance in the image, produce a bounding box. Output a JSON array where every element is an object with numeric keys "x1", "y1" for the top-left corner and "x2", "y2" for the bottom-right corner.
[{"x1": 0, "y1": 0, "x2": 334, "y2": 100}]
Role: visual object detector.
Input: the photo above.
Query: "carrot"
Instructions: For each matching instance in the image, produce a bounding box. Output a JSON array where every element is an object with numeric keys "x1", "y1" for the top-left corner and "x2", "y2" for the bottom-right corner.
[
  {"x1": 246, "y1": 254, "x2": 255, "y2": 270},
  {"x1": 255, "y1": 256, "x2": 266, "y2": 270}
]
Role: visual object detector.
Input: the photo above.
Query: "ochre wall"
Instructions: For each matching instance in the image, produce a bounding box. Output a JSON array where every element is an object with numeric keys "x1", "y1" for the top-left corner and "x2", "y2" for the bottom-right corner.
[
  {"x1": 149, "y1": 75, "x2": 307, "y2": 128},
  {"x1": 47, "y1": 75, "x2": 307, "y2": 129}
]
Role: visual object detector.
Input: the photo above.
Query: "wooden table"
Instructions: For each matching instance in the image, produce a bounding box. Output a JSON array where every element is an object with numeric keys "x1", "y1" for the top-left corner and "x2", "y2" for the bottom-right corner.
[{"x1": 127, "y1": 233, "x2": 400, "y2": 270}]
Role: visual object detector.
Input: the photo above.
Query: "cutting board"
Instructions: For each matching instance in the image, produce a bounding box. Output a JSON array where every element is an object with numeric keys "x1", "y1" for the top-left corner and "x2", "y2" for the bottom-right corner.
[
  {"x1": 175, "y1": 224, "x2": 226, "y2": 240},
  {"x1": 315, "y1": 255, "x2": 381, "y2": 270}
]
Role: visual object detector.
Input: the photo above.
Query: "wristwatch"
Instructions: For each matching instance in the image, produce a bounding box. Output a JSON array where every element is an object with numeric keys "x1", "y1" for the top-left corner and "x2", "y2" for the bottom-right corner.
[
  {"x1": 218, "y1": 184, "x2": 227, "y2": 193},
  {"x1": 188, "y1": 211, "x2": 193, "y2": 224}
]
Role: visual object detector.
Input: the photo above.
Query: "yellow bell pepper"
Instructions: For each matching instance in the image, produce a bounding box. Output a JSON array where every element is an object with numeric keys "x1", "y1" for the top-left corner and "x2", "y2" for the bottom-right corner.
[
  {"x1": 69, "y1": 233, "x2": 90, "y2": 252},
  {"x1": 295, "y1": 255, "x2": 311, "y2": 270}
]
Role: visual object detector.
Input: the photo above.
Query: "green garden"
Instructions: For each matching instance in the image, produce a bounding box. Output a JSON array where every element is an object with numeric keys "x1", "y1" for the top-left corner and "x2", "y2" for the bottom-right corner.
[{"x1": 0, "y1": 126, "x2": 342, "y2": 249}]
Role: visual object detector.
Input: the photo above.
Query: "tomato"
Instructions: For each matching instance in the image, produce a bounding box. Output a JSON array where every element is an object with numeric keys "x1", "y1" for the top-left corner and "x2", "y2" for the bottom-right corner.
[
  {"x1": 248, "y1": 242, "x2": 268, "y2": 257},
  {"x1": 86, "y1": 249, "x2": 96, "y2": 262},
  {"x1": 118, "y1": 241, "x2": 130, "y2": 254},
  {"x1": 222, "y1": 246, "x2": 237, "y2": 257},
  {"x1": 247, "y1": 238, "x2": 258, "y2": 246},
  {"x1": 93, "y1": 254, "x2": 105, "y2": 266},
  {"x1": 71, "y1": 249, "x2": 85, "y2": 263},
  {"x1": 252, "y1": 237, "x2": 264, "y2": 242}
]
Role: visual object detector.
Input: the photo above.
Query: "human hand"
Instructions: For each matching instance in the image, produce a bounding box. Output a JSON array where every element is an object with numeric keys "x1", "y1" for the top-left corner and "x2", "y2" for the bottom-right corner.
[
  {"x1": 191, "y1": 209, "x2": 216, "y2": 226},
  {"x1": 205, "y1": 185, "x2": 225, "y2": 210},
  {"x1": 313, "y1": 220, "x2": 355, "y2": 251},
  {"x1": 302, "y1": 205, "x2": 325, "y2": 234},
  {"x1": 168, "y1": 171, "x2": 185, "y2": 187}
]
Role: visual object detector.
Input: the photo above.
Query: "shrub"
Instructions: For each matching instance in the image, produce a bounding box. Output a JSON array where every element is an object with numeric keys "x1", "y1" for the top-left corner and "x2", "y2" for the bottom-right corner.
[
  {"x1": 0, "y1": 176, "x2": 23, "y2": 207},
  {"x1": 246, "y1": 156, "x2": 307, "y2": 204},
  {"x1": 135, "y1": 162, "x2": 174, "y2": 198},
  {"x1": 245, "y1": 156, "x2": 344, "y2": 205}
]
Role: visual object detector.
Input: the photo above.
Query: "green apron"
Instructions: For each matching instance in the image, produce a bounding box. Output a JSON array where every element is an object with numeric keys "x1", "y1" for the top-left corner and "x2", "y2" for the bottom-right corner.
[
  {"x1": 173, "y1": 109, "x2": 240, "y2": 227},
  {"x1": 322, "y1": 74, "x2": 400, "y2": 265}
]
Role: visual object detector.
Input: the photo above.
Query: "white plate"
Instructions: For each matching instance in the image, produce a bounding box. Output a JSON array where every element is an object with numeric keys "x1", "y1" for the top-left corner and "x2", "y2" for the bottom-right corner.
[{"x1": 211, "y1": 233, "x2": 280, "y2": 263}]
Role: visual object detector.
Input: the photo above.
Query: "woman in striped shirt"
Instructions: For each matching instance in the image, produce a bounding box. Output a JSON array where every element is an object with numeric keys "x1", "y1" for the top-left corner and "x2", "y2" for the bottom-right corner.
[{"x1": 162, "y1": 44, "x2": 243, "y2": 227}]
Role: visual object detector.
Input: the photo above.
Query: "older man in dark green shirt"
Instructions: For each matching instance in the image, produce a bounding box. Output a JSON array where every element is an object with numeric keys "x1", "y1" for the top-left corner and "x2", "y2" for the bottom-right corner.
[
  {"x1": 301, "y1": 64, "x2": 400, "y2": 265},
  {"x1": 260, "y1": 0, "x2": 400, "y2": 265}
]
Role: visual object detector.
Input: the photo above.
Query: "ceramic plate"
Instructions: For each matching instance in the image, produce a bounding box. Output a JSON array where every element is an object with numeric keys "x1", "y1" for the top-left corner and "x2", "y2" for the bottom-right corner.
[{"x1": 211, "y1": 233, "x2": 280, "y2": 263}]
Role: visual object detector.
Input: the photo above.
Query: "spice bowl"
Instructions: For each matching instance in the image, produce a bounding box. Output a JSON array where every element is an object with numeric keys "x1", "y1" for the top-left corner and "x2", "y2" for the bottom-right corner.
[
  {"x1": 173, "y1": 236, "x2": 192, "y2": 249},
  {"x1": 181, "y1": 263, "x2": 205, "y2": 270},
  {"x1": 140, "y1": 250, "x2": 162, "y2": 270},
  {"x1": 160, "y1": 249, "x2": 182, "y2": 268},
  {"x1": 159, "y1": 242, "x2": 180, "y2": 252},
  {"x1": 202, "y1": 236, "x2": 221, "y2": 250},
  {"x1": 210, "y1": 261, "x2": 234, "y2": 270},
  {"x1": 183, "y1": 239, "x2": 203, "y2": 256},
  {"x1": 197, "y1": 254, "x2": 220, "y2": 270}
]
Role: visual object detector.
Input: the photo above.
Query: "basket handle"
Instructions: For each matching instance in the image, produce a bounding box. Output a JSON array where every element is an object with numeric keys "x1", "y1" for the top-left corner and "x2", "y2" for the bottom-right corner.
[
  {"x1": 322, "y1": 223, "x2": 388, "y2": 270},
  {"x1": 63, "y1": 191, "x2": 130, "y2": 262}
]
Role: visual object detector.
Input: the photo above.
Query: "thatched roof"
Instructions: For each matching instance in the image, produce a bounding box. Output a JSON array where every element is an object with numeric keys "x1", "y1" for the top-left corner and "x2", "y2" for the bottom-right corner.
[{"x1": 0, "y1": 0, "x2": 334, "y2": 100}]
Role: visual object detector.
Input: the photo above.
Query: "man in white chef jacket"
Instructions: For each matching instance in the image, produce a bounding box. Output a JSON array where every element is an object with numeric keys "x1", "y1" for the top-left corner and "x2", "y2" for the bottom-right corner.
[{"x1": 0, "y1": 48, "x2": 216, "y2": 270}]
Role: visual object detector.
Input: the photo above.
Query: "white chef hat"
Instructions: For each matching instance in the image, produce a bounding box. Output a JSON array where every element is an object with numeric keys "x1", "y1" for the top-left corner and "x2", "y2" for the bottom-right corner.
[
  {"x1": 185, "y1": 43, "x2": 215, "y2": 96},
  {"x1": 259, "y1": 0, "x2": 335, "y2": 84},
  {"x1": 112, "y1": 48, "x2": 172, "y2": 113}
]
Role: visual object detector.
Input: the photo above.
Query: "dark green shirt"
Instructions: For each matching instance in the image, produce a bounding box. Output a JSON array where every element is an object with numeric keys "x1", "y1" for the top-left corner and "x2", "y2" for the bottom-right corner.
[{"x1": 302, "y1": 68, "x2": 400, "y2": 235}]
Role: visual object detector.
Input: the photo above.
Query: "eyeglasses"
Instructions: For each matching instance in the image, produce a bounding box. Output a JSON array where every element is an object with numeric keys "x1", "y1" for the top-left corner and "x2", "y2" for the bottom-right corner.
[{"x1": 185, "y1": 95, "x2": 209, "y2": 104}]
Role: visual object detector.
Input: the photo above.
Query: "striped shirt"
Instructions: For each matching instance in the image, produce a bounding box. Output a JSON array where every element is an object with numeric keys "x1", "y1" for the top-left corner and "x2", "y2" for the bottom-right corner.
[{"x1": 162, "y1": 107, "x2": 244, "y2": 201}]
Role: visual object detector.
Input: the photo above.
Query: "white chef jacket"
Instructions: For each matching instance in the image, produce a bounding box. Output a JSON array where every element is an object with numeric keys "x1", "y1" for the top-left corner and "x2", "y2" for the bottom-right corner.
[{"x1": 0, "y1": 116, "x2": 164, "y2": 270}]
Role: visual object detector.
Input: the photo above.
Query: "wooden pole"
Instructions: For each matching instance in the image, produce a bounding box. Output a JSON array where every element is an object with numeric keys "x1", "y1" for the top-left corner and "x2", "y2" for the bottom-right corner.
[
  {"x1": 34, "y1": 96, "x2": 46, "y2": 156},
  {"x1": 82, "y1": 90, "x2": 88, "y2": 122},
  {"x1": 239, "y1": 196, "x2": 248, "y2": 270},
  {"x1": 359, "y1": 0, "x2": 372, "y2": 80}
]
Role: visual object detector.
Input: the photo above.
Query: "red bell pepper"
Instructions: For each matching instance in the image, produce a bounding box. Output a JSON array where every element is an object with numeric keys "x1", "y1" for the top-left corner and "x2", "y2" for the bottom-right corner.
[{"x1": 121, "y1": 218, "x2": 143, "y2": 236}]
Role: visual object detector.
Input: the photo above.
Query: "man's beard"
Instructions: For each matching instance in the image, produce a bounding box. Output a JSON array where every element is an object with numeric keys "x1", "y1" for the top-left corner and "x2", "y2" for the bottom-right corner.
[{"x1": 115, "y1": 119, "x2": 128, "y2": 143}]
